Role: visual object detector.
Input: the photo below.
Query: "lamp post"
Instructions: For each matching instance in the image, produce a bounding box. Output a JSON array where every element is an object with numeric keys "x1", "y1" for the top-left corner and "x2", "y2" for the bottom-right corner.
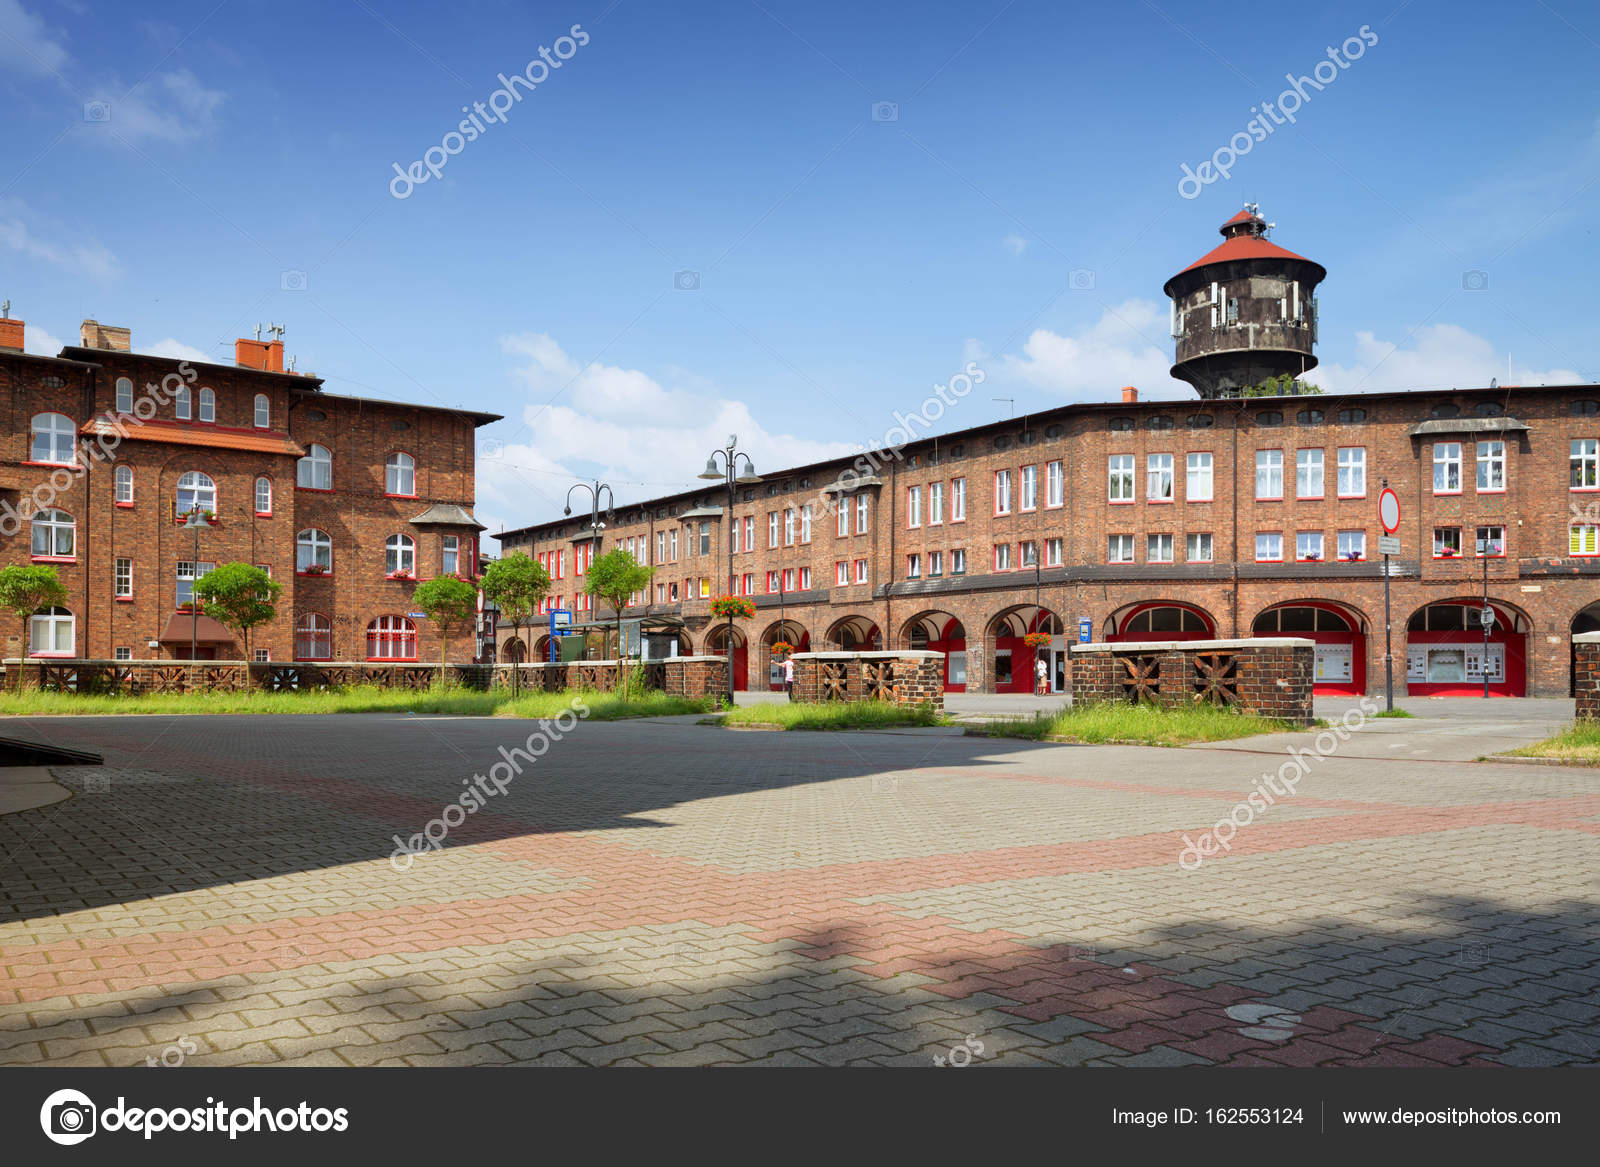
[
  {"x1": 564, "y1": 479, "x2": 613, "y2": 657},
  {"x1": 698, "y1": 435, "x2": 760, "y2": 705},
  {"x1": 1030, "y1": 542, "x2": 1043, "y2": 694},
  {"x1": 183, "y1": 508, "x2": 208, "y2": 667}
]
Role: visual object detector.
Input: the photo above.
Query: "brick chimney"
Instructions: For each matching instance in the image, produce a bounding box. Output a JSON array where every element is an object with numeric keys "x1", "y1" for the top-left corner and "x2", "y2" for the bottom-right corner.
[
  {"x1": 1121, "y1": 386, "x2": 1139, "y2": 403},
  {"x1": 80, "y1": 318, "x2": 131, "y2": 351},
  {"x1": 235, "y1": 337, "x2": 284, "y2": 373},
  {"x1": 0, "y1": 312, "x2": 22, "y2": 353}
]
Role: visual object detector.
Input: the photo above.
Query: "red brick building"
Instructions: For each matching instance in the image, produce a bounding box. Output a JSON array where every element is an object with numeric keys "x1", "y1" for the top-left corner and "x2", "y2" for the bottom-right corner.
[
  {"x1": 497, "y1": 212, "x2": 1600, "y2": 698},
  {"x1": 0, "y1": 314, "x2": 496, "y2": 663}
]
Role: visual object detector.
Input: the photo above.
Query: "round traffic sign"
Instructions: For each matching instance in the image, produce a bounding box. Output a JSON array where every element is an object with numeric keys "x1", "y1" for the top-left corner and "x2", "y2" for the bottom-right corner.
[{"x1": 1378, "y1": 487, "x2": 1401, "y2": 534}]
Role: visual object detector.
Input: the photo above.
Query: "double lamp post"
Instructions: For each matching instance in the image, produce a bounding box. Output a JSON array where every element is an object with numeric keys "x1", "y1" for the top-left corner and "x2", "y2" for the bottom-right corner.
[{"x1": 699, "y1": 436, "x2": 760, "y2": 705}]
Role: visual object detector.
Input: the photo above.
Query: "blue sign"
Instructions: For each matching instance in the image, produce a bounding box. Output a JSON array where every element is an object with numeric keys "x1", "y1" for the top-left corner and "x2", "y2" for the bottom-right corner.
[
  {"x1": 548, "y1": 609, "x2": 573, "y2": 663},
  {"x1": 1077, "y1": 617, "x2": 1092, "y2": 643}
]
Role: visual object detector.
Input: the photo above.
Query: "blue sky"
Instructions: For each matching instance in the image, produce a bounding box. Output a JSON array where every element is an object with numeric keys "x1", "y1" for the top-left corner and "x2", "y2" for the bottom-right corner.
[{"x1": 3, "y1": 0, "x2": 1597, "y2": 536}]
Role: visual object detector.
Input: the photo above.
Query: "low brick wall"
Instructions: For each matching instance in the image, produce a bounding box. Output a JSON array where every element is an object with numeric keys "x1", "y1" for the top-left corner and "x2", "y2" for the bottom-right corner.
[
  {"x1": 493, "y1": 656, "x2": 727, "y2": 700},
  {"x1": 1069, "y1": 637, "x2": 1315, "y2": 725},
  {"x1": 789, "y1": 651, "x2": 944, "y2": 711},
  {"x1": 2, "y1": 659, "x2": 493, "y2": 694},
  {"x1": 1574, "y1": 633, "x2": 1600, "y2": 719}
]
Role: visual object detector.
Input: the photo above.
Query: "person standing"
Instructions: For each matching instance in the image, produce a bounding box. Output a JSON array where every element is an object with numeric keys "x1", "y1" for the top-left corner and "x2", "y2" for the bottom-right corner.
[
  {"x1": 783, "y1": 654, "x2": 795, "y2": 698},
  {"x1": 1035, "y1": 655, "x2": 1049, "y2": 695}
]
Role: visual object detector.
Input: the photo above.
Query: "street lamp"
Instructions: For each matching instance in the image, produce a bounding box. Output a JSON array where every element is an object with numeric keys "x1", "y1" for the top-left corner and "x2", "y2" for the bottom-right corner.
[
  {"x1": 182, "y1": 508, "x2": 208, "y2": 666},
  {"x1": 698, "y1": 435, "x2": 760, "y2": 704},
  {"x1": 564, "y1": 479, "x2": 614, "y2": 659},
  {"x1": 1481, "y1": 529, "x2": 1495, "y2": 699}
]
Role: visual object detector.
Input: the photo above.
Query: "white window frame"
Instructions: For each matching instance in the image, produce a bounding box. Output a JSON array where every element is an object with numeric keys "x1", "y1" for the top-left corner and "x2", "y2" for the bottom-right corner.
[
  {"x1": 115, "y1": 464, "x2": 134, "y2": 504},
  {"x1": 298, "y1": 443, "x2": 332, "y2": 490},
  {"x1": 930, "y1": 481, "x2": 944, "y2": 525},
  {"x1": 1108, "y1": 454, "x2": 1135, "y2": 502},
  {"x1": 442, "y1": 535, "x2": 460, "y2": 574},
  {"x1": 1019, "y1": 465, "x2": 1037, "y2": 511},
  {"x1": 114, "y1": 556, "x2": 133, "y2": 598},
  {"x1": 254, "y1": 393, "x2": 270, "y2": 428},
  {"x1": 1186, "y1": 532, "x2": 1213, "y2": 563},
  {"x1": 1433, "y1": 442, "x2": 1462, "y2": 494},
  {"x1": 1255, "y1": 532, "x2": 1283, "y2": 562},
  {"x1": 28, "y1": 607, "x2": 74, "y2": 656},
  {"x1": 176, "y1": 471, "x2": 216, "y2": 517},
  {"x1": 1186, "y1": 452, "x2": 1213, "y2": 502},
  {"x1": 30, "y1": 508, "x2": 74, "y2": 558},
  {"x1": 1337, "y1": 447, "x2": 1366, "y2": 498},
  {"x1": 1338, "y1": 530, "x2": 1366, "y2": 561},
  {"x1": 296, "y1": 528, "x2": 333, "y2": 572},
  {"x1": 115, "y1": 377, "x2": 134, "y2": 413},
  {"x1": 951, "y1": 478, "x2": 966, "y2": 521},
  {"x1": 1108, "y1": 534, "x2": 1134, "y2": 564},
  {"x1": 1476, "y1": 440, "x2": 1505, "y2": 492},
  {"x1": 385, "y1": 452, "x2": 416, "y2": 496},
  {"x1": 1146, "y1": 453, "x2": 1174, "y2": 502},
  {"x1": 385, "y1": 533, "x2": 416, "y2": 576},
  {"x1": 1147, "y1": 532, "x2": 1174, "y2": 563},
  {"x1": 1255, "y1": 449, "x2": 1283, "y2": 500},
  {"x1": 951, "y1": 548, "x2": 967, "y2": 575},
  {"x1": 1296, "y1": 531, "x2": 1325, "y2": 561},
  {"x1": 854, "y1": 558, "x2": 868, "y2": 584},
  {"x1": 855, "y1": 494, "x2": 869, "y2": 534},
  {"x1": 1296, "y1": 448, "x2": 1324, "y2": 499},
  {"x1": 907, "y1": 486, "x2": 921, "y2": 528},
  {"x1": 1046, "y1": 460, "x2": 1063, "y2": 508},
  {"x1": 1572, "y1": 439, "x2": 1599, "y2": 490},
  {"x1": 1045, "y1": 536, "x2": 1062, "y2": 566},
  {"x1": 994, "y1": 469, "x2": 1012, "y2": 515},
  {"x1": 30, "y1": 412, "x2": 75, "y2": 465},
  {"x1": 254, "y1": 476, "x2": 272, "y2": 515},
  {"x1": 198, "y1": 387, "x2": 216, "y2": 423}
]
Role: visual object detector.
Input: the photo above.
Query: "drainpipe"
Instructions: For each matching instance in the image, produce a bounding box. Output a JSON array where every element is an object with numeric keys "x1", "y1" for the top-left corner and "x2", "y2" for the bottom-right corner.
[{"x1": 1230, "y1": 407, "x2": 1240, "y2": 637}]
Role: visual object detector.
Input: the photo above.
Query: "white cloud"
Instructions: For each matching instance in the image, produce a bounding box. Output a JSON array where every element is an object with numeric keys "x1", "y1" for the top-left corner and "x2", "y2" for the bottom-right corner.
[
  {"x1": 477, "y1": 334, "x2": 857, "y2": 541},
  {"x1": 23, "y1": 324, "x2": 64, "y2": 356},
  {"x1": 0, "y1": 1, "x2": 223, "y2": 144},
  {"x1": 0, "y1": 0, "x2": 69, "y2": 77},
  {"x1": 1314, "y1": 324, "x2": 1589, "y2": 394},
  {"x1": 1002, "y1": 234, "x2": 1027, "y2": 256},
  {"x1": 142, "y1": 337, "x2": 210, "y2": 362},
  {"x1": 997, "y1": 298, "x2": 1186, "y2": 400},
  {"x1": 0, "y1": 201, "x2": 119, "y2": 280}
]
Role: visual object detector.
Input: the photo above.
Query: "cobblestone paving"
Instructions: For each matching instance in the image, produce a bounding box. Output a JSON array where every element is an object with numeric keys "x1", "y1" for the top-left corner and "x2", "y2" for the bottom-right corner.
[{"x1": 1, "y1": 711, "x2": 1597, "y2": 1067}]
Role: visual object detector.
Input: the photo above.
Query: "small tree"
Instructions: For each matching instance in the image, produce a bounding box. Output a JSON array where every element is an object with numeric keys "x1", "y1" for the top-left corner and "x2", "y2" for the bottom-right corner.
[
  {"x1": 193, "y1": 563, "x2": 282, "y2": 682},
  {"x1": 411, "y1": 574, "x2": 478, "y2": 666},
  {"x1": 481, "y1": 552, "x2": 551, "y2": 695},
  {"x1": 585, "y1": 549, "x2": 654, "y2": 692},
  {"x1": 0, "y1": 564, "x2": 69, "y2": 658}
]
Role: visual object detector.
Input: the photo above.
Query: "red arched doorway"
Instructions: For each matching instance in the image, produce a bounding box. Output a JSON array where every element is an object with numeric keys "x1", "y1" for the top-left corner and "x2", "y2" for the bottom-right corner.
[
  {"x1": 825, "y1": 615, "x2": 881, "y2": 652},
  {"x1": 900, "y1": 610, "x2": 968, "y2": 692},
  {"x1": 759, "y1": 619, "x2": 811, "y2": 691},
  {"x1": 1104, "y1": 601, "x2": 1217, "y2": 642},
  {"x1": 705, "y1": 623, "x2": 749, "y2": 691},
  {"x1": 1252, "y1": 600, "x2": 1368, "y2": 695},
  {"x1": 987, "y1": 606, "x2": 1064, "y2": 694},
  {"x1": 1405, "y1": 600, "x2": 1528, "y2": 696}
]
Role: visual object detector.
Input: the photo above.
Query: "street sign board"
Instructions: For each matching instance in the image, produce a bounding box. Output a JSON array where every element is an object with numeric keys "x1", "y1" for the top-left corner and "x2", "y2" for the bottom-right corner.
[
  {"x1": 1377, "y1": 534, "x2": 1401, "y2": 556},
  {"x1": 550, "y1": 609, "x2": 573, "y2": 635},
  {"x1": 406, "y1": 611, "x2": 426, "y2": 619},
  {"x1": 1078, "y1": 617, "x2": 1092, "y2": 643},
  {"x1": 1378, "y1": 487, "x2": 1401, "y2": 534}
]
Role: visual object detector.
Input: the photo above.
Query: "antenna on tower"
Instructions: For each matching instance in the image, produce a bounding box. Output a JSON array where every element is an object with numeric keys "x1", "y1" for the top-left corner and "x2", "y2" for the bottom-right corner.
[
  {"x1": 1, "y1": 300, "x2": 10, "y2": 318},
  {"x1": 267, "y1": 323, "x2": 285, "y2": 342},
  {"x1": 254, "y1": 324, "x2": 263, "y2": 341},
  {"x1": 287, "y1": 354, "x2": 297, "y2": 372}
]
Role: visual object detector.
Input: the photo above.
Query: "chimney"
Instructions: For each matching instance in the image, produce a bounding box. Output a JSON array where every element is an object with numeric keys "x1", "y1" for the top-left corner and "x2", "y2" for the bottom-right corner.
[
  {"x1": 80, "y1": 318, "x2": 131, "y2": 351},
  {"x1": 1121, "y1": 386, "x2": 1139, "y2": 403},
  {"x1": 0, "y1": 311, "x2": 22, "y2": 353},
  {"x1": 235, "y1": 337, "x2": 284, "y2": 373}
]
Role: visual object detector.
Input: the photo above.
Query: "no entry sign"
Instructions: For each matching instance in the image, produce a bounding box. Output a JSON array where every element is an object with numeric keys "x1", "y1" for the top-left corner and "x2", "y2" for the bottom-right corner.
[{"x1": 1378, "y1": 487, "x2": 1401, "y2": 534}]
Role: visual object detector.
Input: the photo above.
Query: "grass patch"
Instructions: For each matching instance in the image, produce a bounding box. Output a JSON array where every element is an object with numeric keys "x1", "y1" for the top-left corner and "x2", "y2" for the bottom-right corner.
[
  {"x1": 1372, "y1": 708, "x2": 1416, "y2": 719},
  {"x1": 0, "y1": 685, "x2": 715, "y2": 719},
  {"x1": 716, "y1": 700, "x2": 947, "y2": 731},
  {"x1": 974, "y1": 701, "x2": 1300, "y2": 745},
  {"x1": 1503, "y1": 723, "x2": 1600, "y2": 763}
]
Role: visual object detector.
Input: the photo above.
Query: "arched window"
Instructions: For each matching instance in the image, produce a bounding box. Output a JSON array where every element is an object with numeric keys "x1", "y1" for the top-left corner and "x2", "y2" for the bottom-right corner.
[
  {"x1": 30, "y1": 508, "x2": 75, "y2": 558},
  {"x1": 254, "y1": 476, "x2": 272, "y2": 515},
  {"x1": 198, "y1": 387, "x2": 216, "y2": 423},
  {"x1": 115, "y1": 464, "x2": 134, "y2": 505},
  {"x1": 29, "y1": 606, "x2": 74, "y2": 656},
  {"x1": 176, "y1": 471, "x2": 216, "y2": 517},
  {"x1": 385, "y1": 533, "x2": 415, "y2": 576},
  {"x1": 366, "y1": 615, "x2": 417, "y2": 660},
  {"x1": 294, "y1": 612, "x2": 332, "y2": 660},
  {"x1": 297, "y1": 443, "x2": 332, "y2": 489},
  {"x1": 30, "y1": 413, "x2": 75, "y2": 464},
  {"x1": 296, "y1": 529, "x2": 332, "y2": 573},
  {"x1": 115, "y1": 377, "x2": 134, "y2": 413},
  {"x1": 253, "y1": 394, "x2": 270, "y2": 428},
  {"x1": 385, "y1": 451, "x2": 415, "y2": 496},
  {"x1": 175, "y1": 385, "x2": 191, "y2": 420}
]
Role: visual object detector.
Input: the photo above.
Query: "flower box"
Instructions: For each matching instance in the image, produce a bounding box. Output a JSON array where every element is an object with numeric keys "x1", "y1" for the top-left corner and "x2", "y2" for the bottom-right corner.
[{"x1": 709, "y1": 595, "x2": 755, "y2": 620}]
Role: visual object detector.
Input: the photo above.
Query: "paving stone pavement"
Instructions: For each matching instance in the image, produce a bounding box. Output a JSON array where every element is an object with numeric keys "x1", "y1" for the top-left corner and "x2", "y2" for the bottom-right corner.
[{"x1": 1, "y1": 709, "x2": 1597, "y2": 1067}]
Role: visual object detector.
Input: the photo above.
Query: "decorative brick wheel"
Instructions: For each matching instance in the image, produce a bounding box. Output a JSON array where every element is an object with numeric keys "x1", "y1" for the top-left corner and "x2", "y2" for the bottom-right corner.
[
  {"x1": 821, "y1": 662, "x2": 848, "y2": 702},
  {"x1": 1117, "y1": 654, "x2": 1161, "y2": 703},
  {"x1": 864, "y1": 661, "x2": 896, "y2": 701},
  {"x1": 1192, "y1": 652, "x2": 1240, "y2": 706},
  {"x1": 149, "y1": 666, "x2": 189, "y2": 694}
]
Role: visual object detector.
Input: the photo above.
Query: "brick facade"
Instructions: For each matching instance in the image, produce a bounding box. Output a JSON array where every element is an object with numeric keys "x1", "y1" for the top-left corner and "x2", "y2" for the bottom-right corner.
[
  {"x1": 0, "y1": 316, "x2": 496, "y2": 663},
  {"x1": 1574, "y1": 633, "x2": 1600, "y2": 719},
  {"x1": 788, "y1": 651, "x2": 945, "y2": 711},
  {"x1": 499, "y1": 382, "x2": 1600, "y2": 698},
  {"x1": 1069, "y1": 637, "x2": 1314, "y2": 725}
]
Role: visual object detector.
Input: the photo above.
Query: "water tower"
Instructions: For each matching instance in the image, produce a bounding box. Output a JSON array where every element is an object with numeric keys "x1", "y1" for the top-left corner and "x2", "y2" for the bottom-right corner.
[{"x1": 1163, "y1": 205, "x2": 1326, "y2": 398}]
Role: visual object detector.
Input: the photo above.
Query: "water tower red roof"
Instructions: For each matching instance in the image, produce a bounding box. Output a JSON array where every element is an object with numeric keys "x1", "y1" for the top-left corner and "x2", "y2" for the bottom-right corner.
[{"x1": 1177, "y1": 233, "x2": 1317, "y2": 275}]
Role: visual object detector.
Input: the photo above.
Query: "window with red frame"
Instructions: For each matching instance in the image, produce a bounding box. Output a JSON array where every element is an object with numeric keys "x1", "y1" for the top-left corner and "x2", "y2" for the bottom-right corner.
[{"x1": 367, "y1": 615, "x2": 418, "y2": 660}]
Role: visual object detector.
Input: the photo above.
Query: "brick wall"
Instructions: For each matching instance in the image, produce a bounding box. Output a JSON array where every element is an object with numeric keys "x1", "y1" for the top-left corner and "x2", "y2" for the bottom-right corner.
[
  {"x1": 1069, "y1": 637, "x2": 1314, "y2": 725},
  {"x1": 788, "y1": 651, "x2": 944, "y2": 711},
  {"x1": 1575, "y1": 633, "x2": 1600, "y2": 719},
  {"x1": 500, "y1": 383, "x2": 1600, "y2": 697},
  {"x1": 1, "y1": 338, "x2": 489, "y2": 665},
  {"x1": 3, "y1": 658, "x2": 492, "y2": 693}
]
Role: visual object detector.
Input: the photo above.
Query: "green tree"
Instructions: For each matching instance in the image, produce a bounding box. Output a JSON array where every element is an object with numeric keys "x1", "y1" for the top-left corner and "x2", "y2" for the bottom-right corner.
[
  {"x1": 411, "y1": 574, "x2": 479, "y2": 665},
  {"x1": 0, "y1": 564, "x2": 69, "y2": 658},
  {"x1": 1237, "y1": 374, "x2": 1323, "y2": 397},
  {"x1": 481, "y1": 552, "x2": 551, "y2": 695},
  {"x1": 193, "y1": 563, "x2": 282, "y2": 681},
  {"x1": 585, "y1": 549, "x2": 654, "y2": 683}
]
